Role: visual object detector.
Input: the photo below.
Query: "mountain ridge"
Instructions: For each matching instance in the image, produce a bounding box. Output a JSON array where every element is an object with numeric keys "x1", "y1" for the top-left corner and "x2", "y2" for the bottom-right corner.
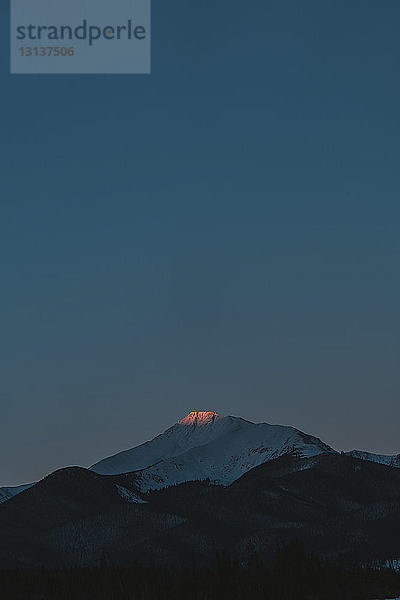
[
  {"x1": 345, "y1": 449, "x2": 400, "y2": 468},
  {"x1": 3, "y1": 453, "x2": 400, "y2": 568},
  {"x1": 90, "y1": 411, "x2": 336, "y2": 490},
  {"x1": 1, "y1": 411, "x2": 399, "y2": 504}
]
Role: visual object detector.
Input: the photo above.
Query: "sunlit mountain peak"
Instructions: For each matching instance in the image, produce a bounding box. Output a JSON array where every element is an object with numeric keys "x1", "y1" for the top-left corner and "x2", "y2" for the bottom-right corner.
[{"x1": 178, "y1": 411, "x2": 223, "y2": 426}]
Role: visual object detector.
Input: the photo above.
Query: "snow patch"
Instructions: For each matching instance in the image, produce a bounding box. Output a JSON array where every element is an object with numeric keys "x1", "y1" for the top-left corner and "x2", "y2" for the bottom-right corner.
[
  {"x1": 115, "y1": 485, "x2": 147, "y2": 504},
  {"x1": 346, "y1": 450, "x2": 400, "y2": 468},
  {"x1": 0, "y1": 483, "x2": 34, "y2": 504}
]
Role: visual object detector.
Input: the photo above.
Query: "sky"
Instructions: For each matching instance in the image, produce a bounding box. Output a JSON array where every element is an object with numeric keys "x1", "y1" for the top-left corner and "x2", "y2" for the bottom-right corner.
[{"x1": 0, "y1": 0, "x2": 399, "y2": 486}]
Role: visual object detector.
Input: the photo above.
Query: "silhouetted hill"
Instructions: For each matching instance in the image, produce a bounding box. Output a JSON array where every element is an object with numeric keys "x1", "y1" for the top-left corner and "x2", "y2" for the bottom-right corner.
[{"x1": 2, "y1": 454, "x2": 400, "y2": 569}]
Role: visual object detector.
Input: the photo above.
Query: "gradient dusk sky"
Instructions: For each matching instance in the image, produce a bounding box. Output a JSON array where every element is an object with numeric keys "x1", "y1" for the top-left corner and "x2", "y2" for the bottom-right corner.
[{"x1": 0, "y1": 0, "x2": 399, "y2": 485}]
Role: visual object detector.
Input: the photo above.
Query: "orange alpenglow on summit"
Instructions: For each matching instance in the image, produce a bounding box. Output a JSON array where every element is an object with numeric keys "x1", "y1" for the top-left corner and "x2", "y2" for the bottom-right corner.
[{"x1": 178, "y1": 411, "x2": 223, "y2": 426}]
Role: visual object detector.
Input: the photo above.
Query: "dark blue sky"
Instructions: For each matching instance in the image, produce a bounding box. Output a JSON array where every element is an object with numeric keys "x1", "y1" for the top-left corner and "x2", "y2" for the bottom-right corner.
[{"x1": 1, "y1": 0, "x2": 399, "y2": 485}]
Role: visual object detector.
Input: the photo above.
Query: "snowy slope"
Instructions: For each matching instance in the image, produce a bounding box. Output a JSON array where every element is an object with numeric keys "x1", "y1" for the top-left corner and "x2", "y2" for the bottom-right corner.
[
  {"x1": 345, "y1": 450, "x2": 400, "y2": 468},
  {"x1": 0, "y1": 483, "x2": 34, "y2": 504},
  {"x1": 92, "y1": 411, "x2": 336, "y2": 490},
  {"x1": 91, "y1": 411, "x2": 248, "y2": 475},
  {"x1": 0, "y1": 412, "x2": 337, "y2": 503}
]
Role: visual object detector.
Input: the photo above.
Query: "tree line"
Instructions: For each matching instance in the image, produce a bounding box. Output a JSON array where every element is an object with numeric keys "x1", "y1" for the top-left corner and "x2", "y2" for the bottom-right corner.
[{"x1": 1, "y1": 539, "x2": 399, "y2": 600}]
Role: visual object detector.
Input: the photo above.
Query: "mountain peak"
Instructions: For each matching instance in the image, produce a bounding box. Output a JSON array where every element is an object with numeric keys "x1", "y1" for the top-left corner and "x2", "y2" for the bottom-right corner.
[
  {"x1": 90, "y1": 412, "x2": 336, "y2": 486},
  {"x1": 178, "y1": 411, "x2": 223, "y2": 426}
]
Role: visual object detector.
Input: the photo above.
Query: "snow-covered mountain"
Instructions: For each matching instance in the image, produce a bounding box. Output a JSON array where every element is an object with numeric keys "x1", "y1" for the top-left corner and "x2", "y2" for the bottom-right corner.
[
  {"x1": 91, "y1": 411, "x2": 336, "y2": 490},
  {"x1": 92, "y1": 411, "x2": 235, "y2": 475},
  {"x1": 6, "y1": 412, "x2": 399, "y2": 504},
  {"x1": 345, "y1": 450, "x2": 400, "y2": 468}
]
